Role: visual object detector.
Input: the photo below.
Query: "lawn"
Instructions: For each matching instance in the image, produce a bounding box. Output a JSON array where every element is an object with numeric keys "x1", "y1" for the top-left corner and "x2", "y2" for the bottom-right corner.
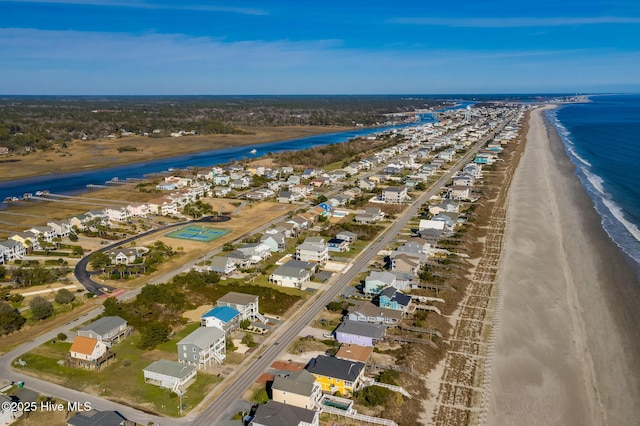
[{"x1": 15, "y1": 330, "x2": 220, "y2": 417}]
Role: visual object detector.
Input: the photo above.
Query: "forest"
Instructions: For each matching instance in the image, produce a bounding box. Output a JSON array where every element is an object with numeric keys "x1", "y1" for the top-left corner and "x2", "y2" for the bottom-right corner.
[{"x1": 0, "y1": 95, "x2": 451, "y2": 152}]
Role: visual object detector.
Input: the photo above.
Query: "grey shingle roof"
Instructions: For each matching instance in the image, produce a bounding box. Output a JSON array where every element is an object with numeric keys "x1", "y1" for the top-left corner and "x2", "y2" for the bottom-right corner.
[
  {"x1": 66, "y1": 409, "x2": 127, "y2": 426},
  {"x1": 177, "y1": 326, "x2": 224, "y2": 349},
  {"x1": 305, "y1": 355, "x2": 365, "y2": 381},
  {"x1": 271, "y1": 370, "x2": 316, "y2": 397},
  {"x1": 79, "y1": 316, "x2": 126, "y2": 338},
  {"x1": 144, "y1": 359, "x2": 196, "y2": 379},
  {"x1": 336, "y1": 319, "x2": 386, "y2": 339},
  {"x1": 252, "y1": 400, "x2": 317, "y2": 426}
]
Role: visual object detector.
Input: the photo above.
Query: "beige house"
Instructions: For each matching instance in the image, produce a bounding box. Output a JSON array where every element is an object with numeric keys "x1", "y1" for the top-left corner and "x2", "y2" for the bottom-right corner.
[{"x1": 272, "y1": 370, "x2": 322, "y2": 410}]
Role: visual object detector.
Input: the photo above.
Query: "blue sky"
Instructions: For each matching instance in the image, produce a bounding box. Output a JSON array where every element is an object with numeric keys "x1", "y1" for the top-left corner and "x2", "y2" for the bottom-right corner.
[{"x1": 1, "y1": 0, "x2": 639, "y2": 94}]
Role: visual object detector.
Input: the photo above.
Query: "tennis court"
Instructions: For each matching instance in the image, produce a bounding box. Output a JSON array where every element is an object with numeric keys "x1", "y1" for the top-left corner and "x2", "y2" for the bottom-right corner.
[{"x1": 166, "y1": 225, "x2": 230, "y2": 242}]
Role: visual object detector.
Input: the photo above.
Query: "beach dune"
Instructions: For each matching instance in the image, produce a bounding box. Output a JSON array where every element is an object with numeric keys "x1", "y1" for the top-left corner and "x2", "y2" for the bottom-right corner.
[{"x1": 488, "y1": 107, "x2": 640, "y2": 425}]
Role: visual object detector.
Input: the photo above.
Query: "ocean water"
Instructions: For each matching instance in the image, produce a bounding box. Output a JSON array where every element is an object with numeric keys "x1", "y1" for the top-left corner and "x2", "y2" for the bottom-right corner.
[{"x1": 548, "y1": 94, "x2": 640, "y2": 266}]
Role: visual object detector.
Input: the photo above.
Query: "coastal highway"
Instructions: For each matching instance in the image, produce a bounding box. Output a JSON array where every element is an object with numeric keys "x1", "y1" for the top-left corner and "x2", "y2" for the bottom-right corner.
[{"x1": 189, "y1": 114, "x2": 515, "y2": 425}]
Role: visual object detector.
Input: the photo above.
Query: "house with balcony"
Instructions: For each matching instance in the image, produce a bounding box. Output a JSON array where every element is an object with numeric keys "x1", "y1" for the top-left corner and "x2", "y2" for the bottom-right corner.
[
  {"x1": 77, "y1": 316, "x2": 132, "y2": 348},
  {"x1": 105, "y1": 207, "x2": 130, "y2": 223},
  {"x1": 143, "y1": 359, "x2": 197, "y2": 390},
  {"x1": 272, "y1": 370, "x2": 322, "y2": 410},
  {"x1": 208, "y1": 256, "x2": 237, "y2": 276},
  {"x1": 216, "y1": 292, "x2": 263, "y2": 323},
  {"x1": 335, "y1": 319, "x2": 386, "y2": 347},
  {"x1": 327, "y1": 238, "x2": 349, "y2": 253},
  {"x1": 364, "y1": 271, "x2": 396, "y2": 295},
  {"x1": 347, "y1": 301, "x2": 403, "y2": 325},
  {"x1": 0, "y1": 239, "x2": 26, "y2": 261},
  {"x1": 269, "y1": 260, "x2": 313, "y2": 289},
  {"x1": 236, "y1": 242, "x2": 271, "y2": 264},
  {"x1": 201, "y1": 306, "x2": 240, "y2": 334},
  {"x1": 382, "y1": 186, "x2": 409, "y2": 203},
  {"x1": 378, "y1": 287, "x2": 412, "y2": 313},
  {"x1": 305, "y1": 355, "x2": 365, "y2": 396},
  {"x1": 296, "y1": 238, "x2": 329, "y2": 264},
  {"x1": 148, "y1": 196, "x2": 179, "y2": 216},
  {"x1": 251, "y1": 401, "x2": 319, "y2": 426},
  {"x1": 67, "y1": 336, "x2": 114, "y2": 370},
  {"x1": 177, "y1": 326, "x2": 226, "y2": 368},
  {"x1": 10, "y1": 231, "x2": 41, "y2": 250},
  {"x1": 260, "y1": 231, "x2": 286, "y2": 252},
  {"x1": 47, "y1": 220, "x2": 71, "y2": 238}
]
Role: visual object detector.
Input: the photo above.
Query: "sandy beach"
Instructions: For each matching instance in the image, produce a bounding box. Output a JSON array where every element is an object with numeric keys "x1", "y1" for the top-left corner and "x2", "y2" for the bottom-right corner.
[{"x1": 488, "y1": 107, "x2": 640, "y2": 425}]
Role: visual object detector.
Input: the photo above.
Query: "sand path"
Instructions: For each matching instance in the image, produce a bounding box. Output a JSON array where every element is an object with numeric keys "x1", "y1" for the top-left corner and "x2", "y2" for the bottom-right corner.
[{"x1": 488, "y1": 107, "x2": 640, "y2": 425}]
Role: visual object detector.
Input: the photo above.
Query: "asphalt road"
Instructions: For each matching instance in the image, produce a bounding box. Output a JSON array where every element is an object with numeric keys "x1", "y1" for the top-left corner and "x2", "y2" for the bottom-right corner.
[
  {"x1": 190, "y1": 114, "x2": 515, "y2": 424},
  {"x1": 1, "y1": 114, "x2": 513, "y2": 425}
]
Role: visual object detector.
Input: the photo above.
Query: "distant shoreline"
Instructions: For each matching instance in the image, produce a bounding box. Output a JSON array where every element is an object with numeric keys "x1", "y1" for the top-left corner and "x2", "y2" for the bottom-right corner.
[{"x1": 0, "y1": 125, "x2": 356, "y2": 182}]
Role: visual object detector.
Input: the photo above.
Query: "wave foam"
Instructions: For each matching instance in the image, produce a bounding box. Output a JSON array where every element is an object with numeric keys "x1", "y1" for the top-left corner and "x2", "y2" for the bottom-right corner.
[
  {"x1": 602, "y1": 198, "x2": 640, "y2": 243},
  {"x1": 583, "y1": 169, "x2": 606, "y2": 195}
]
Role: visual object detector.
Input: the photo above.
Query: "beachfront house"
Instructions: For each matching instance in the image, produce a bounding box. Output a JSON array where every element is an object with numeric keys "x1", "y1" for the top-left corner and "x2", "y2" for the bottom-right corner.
[
  {"x1": 378, "y1": 287, "x2": 412, "y2": 312},
  {"x1": 271, "y1": 370, "x2": 322, "y2": 410},
  {"x1": 305, "y1": 355, "x2": 366, "y2": 396},
  {"x1": 347, "y1": 300, "x2": 403, "y2": 325},
  {"x1": 335, "y1": 319, "x2": 386, "y2": 347},
  {"x1": 364, "y1": 270, "x2": 397, "y2": 295},
  {"x1": 251, "y1": 401, "x2": 319, "y2": 426}
]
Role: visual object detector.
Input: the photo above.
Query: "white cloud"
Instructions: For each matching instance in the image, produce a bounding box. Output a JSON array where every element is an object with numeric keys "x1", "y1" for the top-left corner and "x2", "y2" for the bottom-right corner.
[
  {"x1": 7, "y1": 0, "x2": 268, "y2": 15},
  {"x1": 391, "y1": 16, "x2": 640, "y2": 28},
  {"x1": 0, "y1": 28, "x2": 638, "y2": 94}
]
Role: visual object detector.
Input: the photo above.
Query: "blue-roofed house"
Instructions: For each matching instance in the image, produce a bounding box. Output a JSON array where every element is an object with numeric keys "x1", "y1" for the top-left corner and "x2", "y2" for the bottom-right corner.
[{"x1": 201, "y1": 306, "x2": 240, "y2": 334}]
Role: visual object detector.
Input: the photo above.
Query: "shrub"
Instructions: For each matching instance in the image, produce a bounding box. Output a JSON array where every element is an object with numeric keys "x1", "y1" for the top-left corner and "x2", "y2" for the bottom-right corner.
[
  {"x1": 55, "y1": 288, "x2": 75, "y2": 304},
  {"x1": 29, "y1": 296, "x2": 54, "y2": 320},
  {"x1": 355, "y1": 385, "x2": 394, "y2": 407}
]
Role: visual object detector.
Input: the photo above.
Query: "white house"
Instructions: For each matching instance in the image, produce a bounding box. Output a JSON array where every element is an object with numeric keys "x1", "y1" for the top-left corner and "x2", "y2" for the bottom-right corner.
[
  {"x1": 209, "y1": 256, "x2": 236, "y2": 276},
  {"x1": 216, "y1": 292, "x2": 262, "y2": 322},
  {"x1": 296, "y1": 238, "x2": 329, "y2": 264},
  {"x1": 143, "y1": 359, "x2": 197, "y2": 390},
  {"x1": 269, "y1": 260, "x2": 314, "y2": 289},
  {"x1": 382, "y1": 186, "x2": 409, "y2": 203}
]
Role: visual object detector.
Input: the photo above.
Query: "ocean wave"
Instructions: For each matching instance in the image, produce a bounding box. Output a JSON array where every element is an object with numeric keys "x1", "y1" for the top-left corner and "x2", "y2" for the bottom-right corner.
[
  {"x1": 583, "y1": 169, "x2": 606, "y2": 195},
  {"x1": 601, "y1": 198, "x2": 640, "y2": 243},
  {"x1": 546, "y1": 110, "x2": 593, "y2": 167}
]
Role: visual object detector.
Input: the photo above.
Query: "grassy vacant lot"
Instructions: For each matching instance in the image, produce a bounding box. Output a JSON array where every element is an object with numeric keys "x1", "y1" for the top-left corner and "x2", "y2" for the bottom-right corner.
[
  {"x1": 16, "y1": 325, "x2": 219, "y2": 417},
  {"x1": 0, "y1": 125, "x2": 352, "y2": 181}
]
